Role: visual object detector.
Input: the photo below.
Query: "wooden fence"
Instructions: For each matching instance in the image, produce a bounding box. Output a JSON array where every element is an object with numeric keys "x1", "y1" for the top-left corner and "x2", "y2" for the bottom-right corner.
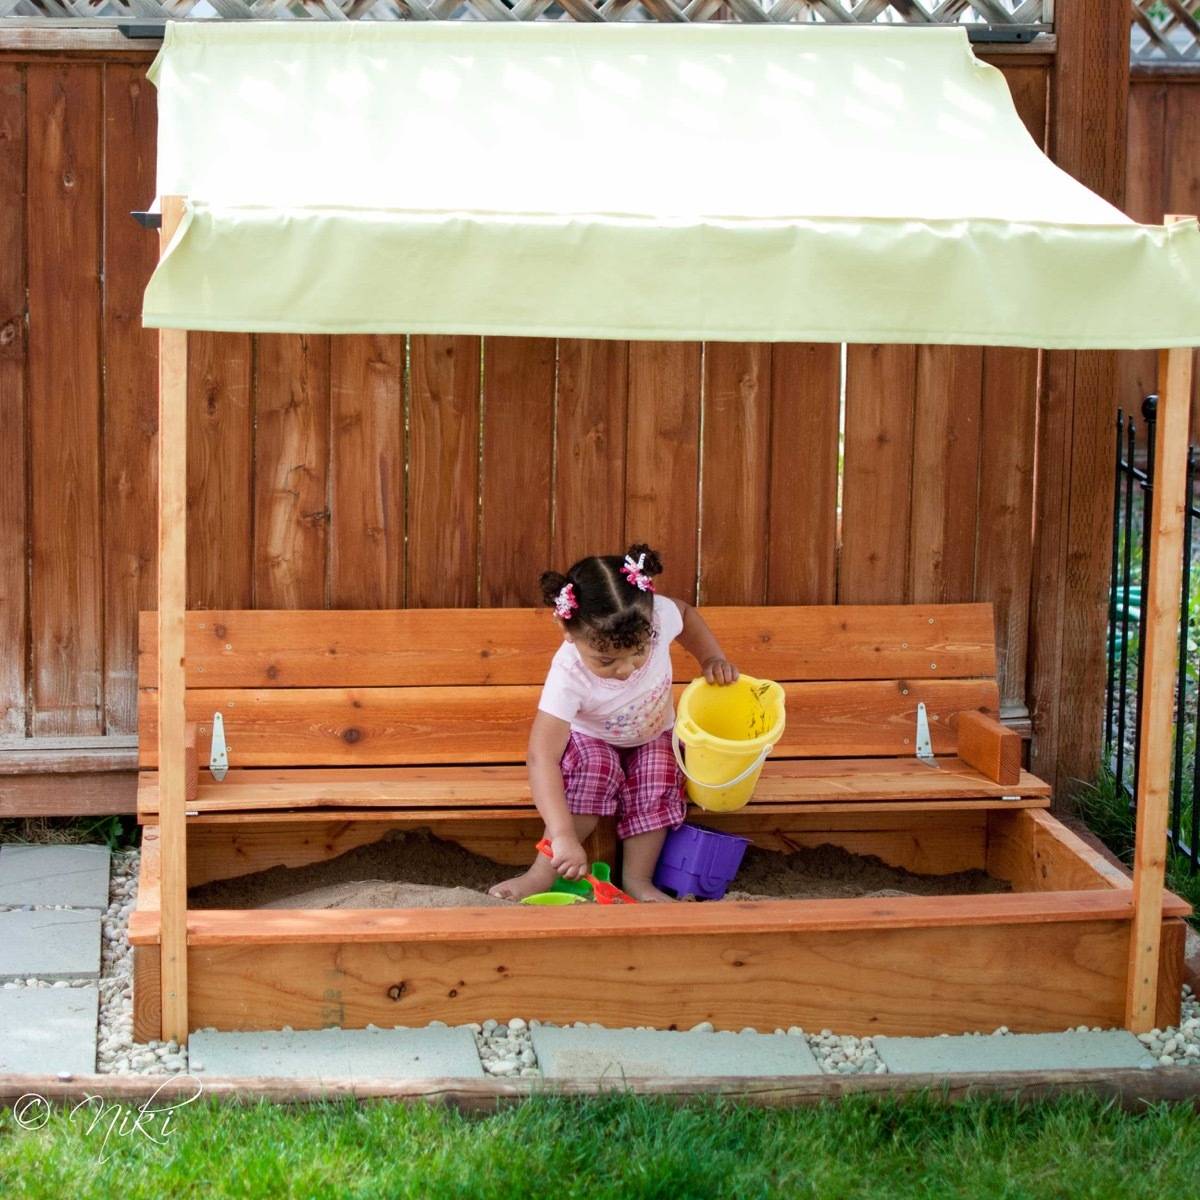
[{"x1": 0, "y1": 16, "x2": 1175, "y2": 814}]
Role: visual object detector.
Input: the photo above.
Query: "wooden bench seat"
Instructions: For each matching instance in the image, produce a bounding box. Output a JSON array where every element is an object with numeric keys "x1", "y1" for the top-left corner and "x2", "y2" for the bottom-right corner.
[
  {"x1": 137, "y1": 758, "x2": 1048, "y2": 821},
  {"x1": 137, "y1": 602, "x2": 1046, "y2": 828}
]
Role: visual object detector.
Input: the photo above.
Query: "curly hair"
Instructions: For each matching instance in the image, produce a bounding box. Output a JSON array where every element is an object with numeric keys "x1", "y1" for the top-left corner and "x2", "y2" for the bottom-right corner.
[{"x1": 539, "y1": 543, "x2": 664, "y2": 653}]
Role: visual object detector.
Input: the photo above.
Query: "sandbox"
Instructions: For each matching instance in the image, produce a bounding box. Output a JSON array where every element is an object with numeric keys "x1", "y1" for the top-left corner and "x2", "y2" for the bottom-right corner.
[{"x1": 128, "y1": 806, "x2": 1191, "y2": 1041}]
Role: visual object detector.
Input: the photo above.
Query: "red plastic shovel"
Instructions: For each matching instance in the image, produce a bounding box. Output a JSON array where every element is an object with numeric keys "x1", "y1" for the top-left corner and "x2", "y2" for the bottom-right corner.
[{"x1": 536, "y1": 838, "x2": 638, "y2": 905}]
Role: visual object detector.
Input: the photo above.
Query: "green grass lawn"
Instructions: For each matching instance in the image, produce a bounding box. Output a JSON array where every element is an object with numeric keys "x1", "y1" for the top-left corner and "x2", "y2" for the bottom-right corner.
[{"x1": 2, "y1": 1092, "x2": 1199, "y2": 1200}]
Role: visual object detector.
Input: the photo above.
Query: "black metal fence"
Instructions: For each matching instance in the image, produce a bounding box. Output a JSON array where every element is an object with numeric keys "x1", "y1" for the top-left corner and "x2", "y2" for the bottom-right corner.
[{"x1": 1105, "y1": 395, "x2": 1200, "y2": 874}]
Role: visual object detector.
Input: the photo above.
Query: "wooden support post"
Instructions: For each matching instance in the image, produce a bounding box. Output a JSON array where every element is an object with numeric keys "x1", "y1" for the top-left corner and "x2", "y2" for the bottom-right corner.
[
  {"x1": 1126, "y1": 263, "x2": 1196, "y2": 1030},
  {"x1": 157, "y1": 194, "x2": 189, "y2": 1044}
]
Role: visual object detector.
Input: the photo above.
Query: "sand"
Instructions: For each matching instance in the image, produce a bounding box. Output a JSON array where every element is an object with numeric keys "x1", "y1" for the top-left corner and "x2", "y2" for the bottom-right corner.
[
  {"x1": 724, "y1": 844, "x2": 1009, "y2": 902},
  {"x1": 186, "y1": 828, "x2": 1009, "y2": 910}
]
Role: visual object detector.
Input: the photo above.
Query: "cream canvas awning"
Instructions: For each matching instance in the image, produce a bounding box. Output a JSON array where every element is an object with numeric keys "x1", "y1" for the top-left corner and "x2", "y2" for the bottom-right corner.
[{"x1": 142, "y1": 21, "x2": 1200, "y2": 349}]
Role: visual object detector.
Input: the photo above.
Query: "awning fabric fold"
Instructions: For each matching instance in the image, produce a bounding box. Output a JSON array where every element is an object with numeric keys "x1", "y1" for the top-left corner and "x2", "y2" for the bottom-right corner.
[{"x1": 142, "y1": 21, "x2": 1200, "y2": 349}]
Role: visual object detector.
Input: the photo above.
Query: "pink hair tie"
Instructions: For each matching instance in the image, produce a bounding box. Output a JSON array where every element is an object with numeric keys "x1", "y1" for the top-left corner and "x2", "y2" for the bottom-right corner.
[
  {"x1": 620, "y1": 553, "x2": 655, "y2": 593},
  {"x1": 554, "y1": 582, "x2": 578, "y2": 619}
]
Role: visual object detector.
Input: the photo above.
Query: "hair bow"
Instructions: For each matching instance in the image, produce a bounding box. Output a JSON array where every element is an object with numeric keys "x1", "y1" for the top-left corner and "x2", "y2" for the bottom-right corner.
[
  {"x1": 620, "y1": 553, "x2": 655, "y2": 593},
  {"x1": 554, "y1": 582, "x2": 578, "y2": 619}
]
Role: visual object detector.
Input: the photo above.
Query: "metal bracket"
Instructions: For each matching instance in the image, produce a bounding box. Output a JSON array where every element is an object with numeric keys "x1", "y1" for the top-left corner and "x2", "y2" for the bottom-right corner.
[
  {"x1": 130, "y1": 210, "x2": 163, "y2": 230},
  {"x1": 915, "y1": 702, "x2": 938, "y2": 768},
  {"x1": 209, "y1": 712, "x2": 228, "y2": 782}
]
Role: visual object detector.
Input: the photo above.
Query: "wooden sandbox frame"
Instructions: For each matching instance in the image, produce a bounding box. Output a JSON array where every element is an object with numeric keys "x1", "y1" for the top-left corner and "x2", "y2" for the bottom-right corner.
[{"x1": 140, "y1": 183, "x2": 1197, "y2": 1044}]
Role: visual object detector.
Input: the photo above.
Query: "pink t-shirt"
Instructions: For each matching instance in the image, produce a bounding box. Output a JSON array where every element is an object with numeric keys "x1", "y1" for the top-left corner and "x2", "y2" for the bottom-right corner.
[{"x1": 537, "y1": 594, "x2": 684, "y2": 748}]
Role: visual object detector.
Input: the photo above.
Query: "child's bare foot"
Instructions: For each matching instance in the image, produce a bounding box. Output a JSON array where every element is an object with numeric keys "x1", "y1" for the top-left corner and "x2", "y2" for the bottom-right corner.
[
  {"x1": 488, "y1": 859, "x2": 557, "y2": 901},
  {"x1": 621, "y1": 877, "x2": 676, "y2": 903}
]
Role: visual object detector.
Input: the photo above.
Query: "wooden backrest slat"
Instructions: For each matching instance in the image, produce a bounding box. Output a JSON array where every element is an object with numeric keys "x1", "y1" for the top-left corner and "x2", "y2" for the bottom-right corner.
[
  {"x1": 137, "y1": 604, "x2": 996, "y2": 689},
  {"x1": 137, "y1": 678, "x2": 1001, "y2": 769}
]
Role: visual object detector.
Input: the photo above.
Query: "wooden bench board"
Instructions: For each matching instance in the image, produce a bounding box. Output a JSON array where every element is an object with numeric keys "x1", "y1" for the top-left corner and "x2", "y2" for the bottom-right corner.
[
  {"x1": 138, "y1": 603, "x2": 997, "y2": 689},
  {"x1": 137, "y1": 678, "x2": 1002, "y2": 768},
  {"x1": 137, "y1": 757, "x2": 1049, "y2": 817}
]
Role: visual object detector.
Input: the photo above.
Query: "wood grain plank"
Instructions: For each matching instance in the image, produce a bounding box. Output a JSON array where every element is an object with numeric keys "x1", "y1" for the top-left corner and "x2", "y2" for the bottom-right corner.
[
  {"x1": 840, "y1": 345, "x2": 917, "y2": 605},
  {"x1": 552, "y1": 339, "x2": 628, "y2": 569},
  {"x1": 1001, "y1": 63, "x2": 1049, "y2": 148},
  {"x1": 625, "y1": 342, "x2": 701, "y2": 600},
  {"x1": 976, "y1": 346, "x2": 1038, "y2": 711},
  {"x1": 27, "y1": 64, "x2": 103, "y2": 735},
  {"x1": 137, "y1": 678, "x2": 1000, "y2": 768},
  {"x1": 0, "y1": 65, "x2": 26, "y2": 736},
  {"x1": 909, "y1": 346, "x2": 983, "y2": 604},
  {"x1": 0, "y1": 771, "x2": 134, "y2": 818},
  {"x1": 137, "y1": 758, "x2": 1050, "y2": 817},
  {"x1": 408, "y1": 335, "x2": 481, "y2": 608},
  {"x1": 101, "y1": 64, "x2": 158, "y2": 735},
  {"x1": 329, "y1": 335, "x2": 404, "y2": 609},
  {"x1": 186, "y1": 332, "x2": 253, "y2": 610},
  {"x1": 1058, "y1": 347, "x2": 1121, "y2": 794},
  {"x1": 182, "y1": 809, "x2": 992, "y2": 886},
  {"x1": 136, "y1": 603, "x2": 997, "y2": 689},
  {"x1": 178, "y1": 916, "x2": 1141, "y2": 1036},
  {"x1": 1045, "y1": 0, "x2": 1129, "y2": 797},
  {"x1": 1027, "y1": 347, "x2": 1075, "y2": 792},
  {"x1": 160, "y1": 890, "x2": 1141, "y2": 948},
  {"x1": 700, "y1": 343, "x2": 771, "y2": 604},
  {"x1": 1127, "y1": 346, "x2": 1193, "y2": 1030},
  {"x1": 480, "y1": 338, "x2": 555, "y2": 607},
  {"x1": 253, "y1": 335, "x2": 331, "y2": 610},
  {"x1": 155, "y1": 195, "x2": 190, "y2": 1045},
  {"x1": 1121, "y1": 80, "x2": 1167, "y2": 424},
  {"x1": 766, "y1": 344, "x2": 840, "y2": 604},
  {"x1": 1163, "y1": 87, "x2": 1200, "y2": 431}
]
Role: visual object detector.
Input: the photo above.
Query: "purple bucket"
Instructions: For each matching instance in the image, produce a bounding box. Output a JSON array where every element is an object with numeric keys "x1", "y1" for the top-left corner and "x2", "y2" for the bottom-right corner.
[{"x1": 653, "y1": 823, "x2": 750, "y2": 900}]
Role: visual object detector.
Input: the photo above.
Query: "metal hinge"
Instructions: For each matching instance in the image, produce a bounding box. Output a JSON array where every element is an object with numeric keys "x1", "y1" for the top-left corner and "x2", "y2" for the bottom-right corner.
[
  {"x1": 209, "y1": 712, "x2": 228, "y2": 782},
  {"x1": 915, "y1": 702, "x2": 938, "y2": 769}
]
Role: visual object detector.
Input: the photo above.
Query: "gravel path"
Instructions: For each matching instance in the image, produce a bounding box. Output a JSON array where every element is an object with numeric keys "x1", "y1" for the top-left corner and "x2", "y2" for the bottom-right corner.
[{"x1": 4, "y1": 846, "x2": 1197, "y2": 1078}]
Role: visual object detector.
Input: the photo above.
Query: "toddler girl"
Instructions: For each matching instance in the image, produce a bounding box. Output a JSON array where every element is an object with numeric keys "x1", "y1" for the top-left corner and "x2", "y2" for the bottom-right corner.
[{"x1": 489, "y1": 543, "x2": 738, "y2": 903}]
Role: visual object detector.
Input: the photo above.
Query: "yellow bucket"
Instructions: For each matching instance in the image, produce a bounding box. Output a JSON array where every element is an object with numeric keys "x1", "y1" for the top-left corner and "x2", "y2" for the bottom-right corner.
[{"x1": 672, "y1": 675, "x2": 786, "y2": 813}]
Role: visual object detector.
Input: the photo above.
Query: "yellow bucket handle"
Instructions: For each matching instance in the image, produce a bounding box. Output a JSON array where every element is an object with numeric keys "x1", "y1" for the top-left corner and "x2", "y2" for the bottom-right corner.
[{"x1": 671, "y1": 729, "x2": 774, "y2": 792}]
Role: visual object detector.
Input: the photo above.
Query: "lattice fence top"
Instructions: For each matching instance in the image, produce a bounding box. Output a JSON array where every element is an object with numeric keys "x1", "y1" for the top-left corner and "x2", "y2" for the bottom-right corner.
[
  {"x1": 1132, "y1": 1, "x2": 1200, "y2": 63},
  {"x1": 0, "y1": 0, "x2": 1053, "y2": 27}
]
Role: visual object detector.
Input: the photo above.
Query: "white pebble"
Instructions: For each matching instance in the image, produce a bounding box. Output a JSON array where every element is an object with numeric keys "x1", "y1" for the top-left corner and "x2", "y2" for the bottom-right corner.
[
  {"x1": 689, "y1": 1022, "x2": 713, "y2": 1034},
  {"x1": 508, "y1": 1017, "x2": 527, "y2": 1032},
  {"x1": 1160, "y1": 1054, "x2": 1175, "y2": 1066}
]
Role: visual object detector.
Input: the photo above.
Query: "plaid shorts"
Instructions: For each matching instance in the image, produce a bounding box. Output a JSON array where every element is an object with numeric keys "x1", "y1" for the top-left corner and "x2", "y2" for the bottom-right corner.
[{"x1": 561, "y1": 730, "x2": 687, "y2": 840}]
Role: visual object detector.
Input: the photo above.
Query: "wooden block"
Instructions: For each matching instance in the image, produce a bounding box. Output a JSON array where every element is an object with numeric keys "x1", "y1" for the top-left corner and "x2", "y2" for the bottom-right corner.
[
  {"x1": 1156, "y1": 919, "x2": 1186, "y2": 1031},
  {"x1": 132, "y1": 944, "x2": 161, "y2": 1043},
  {"x1": 184, "y1": 723, "x2": 198, "y2": 804},
  {"x1": 954, "y1": 710, "x2": 1021, "y2": 785}
]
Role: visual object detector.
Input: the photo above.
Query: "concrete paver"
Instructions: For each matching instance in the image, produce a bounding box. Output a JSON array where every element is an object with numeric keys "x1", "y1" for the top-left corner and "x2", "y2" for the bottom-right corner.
[
  {"x1": 875, "y1": 1030, "x2": 1156, "y2": 1074},
  {"x1": 186, "y1": 1026, "x2": 485, "y2": 1079},
  {"x1": 0, "y1": 844, "x2": 110, "y2": 910},
  {"x1": 531, "y1": 1027, "x2": 822, "y2": 1079},
  {"x1": 0, "y1": 910, "x2": 102, "y2": 981},
  {"x1": 0, "y1": 986, "x2": 98, "y2": 1075}
]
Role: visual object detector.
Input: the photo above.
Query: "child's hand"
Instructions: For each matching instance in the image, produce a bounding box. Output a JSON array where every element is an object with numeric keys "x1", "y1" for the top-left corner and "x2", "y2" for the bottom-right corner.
[
  {"x1": 702, "y1": 656, "x2": 739, "y2": 686},
  {"x1": 548, "y1": 833, "x2": 589, "y2": 880}
]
